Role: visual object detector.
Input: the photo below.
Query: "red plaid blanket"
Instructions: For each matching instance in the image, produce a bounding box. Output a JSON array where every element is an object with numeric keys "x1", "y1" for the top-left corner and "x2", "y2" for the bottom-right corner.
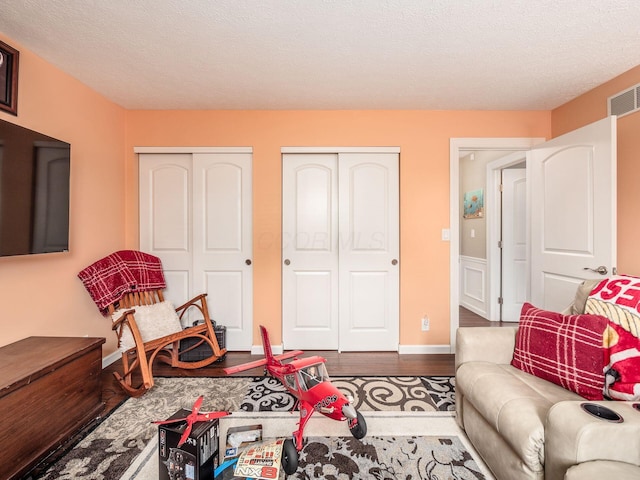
[{"x1": 78, "y1": 250, "x2": 166, "y2": 314}]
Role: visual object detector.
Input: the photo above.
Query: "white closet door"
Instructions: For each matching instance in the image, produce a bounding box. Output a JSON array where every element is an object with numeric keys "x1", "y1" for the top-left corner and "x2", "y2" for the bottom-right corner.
[
  {"x1": 139, "y1": 153, "x2": 193, "y2": 318},
  {"x1": 282, "y1": 154, "x2": 340, "y2": 349},
  {"x1": 338, "y1": 153, "x2": 399, "y2": 351},
  {"x1": 139, "y1": 149, "x2": 253, "y2": 349},
  {"x1": 193, "y1": 153, "x2": 253, "y2": 350},
  {"x1": 282, "y1": 151, "x2": 399, "y2": 351}
]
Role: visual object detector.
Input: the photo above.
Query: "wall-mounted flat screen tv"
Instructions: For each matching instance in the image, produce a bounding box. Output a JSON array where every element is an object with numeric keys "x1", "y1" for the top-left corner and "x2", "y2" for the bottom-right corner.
[{"x1": 0, "y1": 119, "x2": 70, "y2": 257}]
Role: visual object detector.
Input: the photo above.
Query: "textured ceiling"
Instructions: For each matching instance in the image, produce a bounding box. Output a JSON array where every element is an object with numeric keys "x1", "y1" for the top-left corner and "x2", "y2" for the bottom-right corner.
[{"x1": 2, "y1": 0, "x2": 640, "y2": 110}]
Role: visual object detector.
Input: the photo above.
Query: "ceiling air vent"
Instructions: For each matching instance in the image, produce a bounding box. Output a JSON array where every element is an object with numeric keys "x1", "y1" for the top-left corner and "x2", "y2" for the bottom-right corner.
[{"x1": 608, "y1": 84, "x2": 639, "y2": 117}]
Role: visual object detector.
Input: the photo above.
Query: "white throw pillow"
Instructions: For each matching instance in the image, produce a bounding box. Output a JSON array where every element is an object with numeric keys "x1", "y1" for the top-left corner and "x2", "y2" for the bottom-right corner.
[{"x1": 112, "y1": 301, "x2": 183, "y2": 352}]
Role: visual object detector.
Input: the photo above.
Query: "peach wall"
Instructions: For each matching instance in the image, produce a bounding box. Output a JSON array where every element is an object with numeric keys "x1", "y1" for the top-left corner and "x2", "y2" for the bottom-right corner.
[
  {"x1": 0, "y1": 35, "x2": 126, "y2": 352},
  {"x1": 552, "y1": 65, "x2": 640, "y2": 276},
  {"x1": 125, "y1": 110, "x2": 550, "y2": 349},
  {"x1": 0, "y1": 33, "x2": 554, "y2": 357}
]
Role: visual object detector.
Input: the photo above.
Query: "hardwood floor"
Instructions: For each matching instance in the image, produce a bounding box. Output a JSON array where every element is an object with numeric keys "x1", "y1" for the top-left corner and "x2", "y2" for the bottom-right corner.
[
  {"x1": 459, "y1": 306, "x2": 513, "y2": 327},
  {"x1": 100, "y1": 350, "x2": 456, "y2": 415},
  {"x1": 100, "y1": 306, "x2": 507, "y2": 414}
]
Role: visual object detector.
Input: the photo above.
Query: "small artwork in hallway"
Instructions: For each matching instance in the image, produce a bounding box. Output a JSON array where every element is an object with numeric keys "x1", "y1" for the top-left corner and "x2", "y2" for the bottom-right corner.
[{"x1": 463, "y1": 188, "x2": 484, "y2": 219}]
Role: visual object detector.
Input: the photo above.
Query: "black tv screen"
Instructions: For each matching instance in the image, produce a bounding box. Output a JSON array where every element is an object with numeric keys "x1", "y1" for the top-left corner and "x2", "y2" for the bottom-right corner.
[{"x1": 0, "y1": 119, "x2": 70, "y2": 257}]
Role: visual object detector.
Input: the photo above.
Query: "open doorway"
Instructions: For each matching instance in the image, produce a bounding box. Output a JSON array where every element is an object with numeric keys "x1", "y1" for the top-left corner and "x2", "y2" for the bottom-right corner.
[
  {"x1": 449, "y1": 138, "x2": 544, "y2": 352},
  {"x1": 458, "y1": 150, "x2": 522, "y2": 320}
]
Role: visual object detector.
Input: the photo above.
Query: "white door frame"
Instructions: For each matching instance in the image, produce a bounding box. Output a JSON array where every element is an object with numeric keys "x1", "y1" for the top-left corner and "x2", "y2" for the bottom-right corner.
[
  {"x1": 486, "y1": 152, "x2": 528, "y2": 322},
  {"x1": 449, "y1": 138, "x2": 544, "y2": 353}
]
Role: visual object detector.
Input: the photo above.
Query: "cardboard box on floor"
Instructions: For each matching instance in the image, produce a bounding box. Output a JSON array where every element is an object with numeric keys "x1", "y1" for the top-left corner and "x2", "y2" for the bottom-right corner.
[{"x1": 158, "y1": 408, "x2": 220, "y2": 480}]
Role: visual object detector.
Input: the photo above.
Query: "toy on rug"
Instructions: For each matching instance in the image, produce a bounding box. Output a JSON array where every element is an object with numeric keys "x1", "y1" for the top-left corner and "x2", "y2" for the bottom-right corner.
[
  {"x1": 224, "y1": 325, "x2": 367, "y2": 474},
  {"x1": 153, "y1": 395, "x2": 231, "y2": 447}
]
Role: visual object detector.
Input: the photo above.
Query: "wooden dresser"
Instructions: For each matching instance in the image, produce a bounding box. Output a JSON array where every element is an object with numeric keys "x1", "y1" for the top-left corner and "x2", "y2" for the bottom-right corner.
[{"x1": 0, "y1": 336, "x2": 105, "y2": 480}]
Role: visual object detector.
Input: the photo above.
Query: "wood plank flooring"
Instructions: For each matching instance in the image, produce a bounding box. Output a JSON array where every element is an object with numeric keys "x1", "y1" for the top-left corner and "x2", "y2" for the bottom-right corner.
[{"x1": 100, "y1": 306, "x2": 504, "y2": 415}]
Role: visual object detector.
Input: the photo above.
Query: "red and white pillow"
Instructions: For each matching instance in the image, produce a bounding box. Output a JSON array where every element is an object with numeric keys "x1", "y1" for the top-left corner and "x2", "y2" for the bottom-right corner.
[
  {"x1": 511, "y1": 302, "x2": 608, "y2": 400},
  {"x1": 584, "y1": 275, "x2": 640, "y2": 401}
]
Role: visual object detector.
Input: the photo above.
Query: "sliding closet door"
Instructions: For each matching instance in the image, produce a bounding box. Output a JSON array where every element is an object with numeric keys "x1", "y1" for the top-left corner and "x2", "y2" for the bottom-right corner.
[
  {"x1": 282, "y1": 149, "x2": 399, "y2": 351},
  {"x1": 282, "y1": 154, "x2": 340, "y2": 349},
  {"x1": 139, "y1": 153, "x2": 193, "y2": 312},
  {"x1": 193, "y1": 153, "x2": 253, "y2": 350},
  {"x1": 139, "y1": 148, "x2": 253, "y2": 350},
  {"x1": 338, "y1": 153, "x2": 399, "y2": 351}
]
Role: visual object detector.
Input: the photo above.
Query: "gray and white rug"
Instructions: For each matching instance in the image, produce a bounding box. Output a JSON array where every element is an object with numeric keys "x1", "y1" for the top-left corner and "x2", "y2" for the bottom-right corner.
[
  {"x1": 240, "y1": 376, "x2": 456, "y2": 412},
  {"x1": 124, "y1": 431, "x2": 490, "y2": 480},
  {"x1": 290, "y1": 435, "x2": 486, "y2": 479},
  {"x1": 37, "y1": 376, "x2": 461, "y2": 479}
]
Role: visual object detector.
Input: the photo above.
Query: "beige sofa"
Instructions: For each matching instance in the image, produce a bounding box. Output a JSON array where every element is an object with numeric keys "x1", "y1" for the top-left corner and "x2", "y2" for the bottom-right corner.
[{"x1": 455, "y1": 326, "x2": 640, "y2": 480}]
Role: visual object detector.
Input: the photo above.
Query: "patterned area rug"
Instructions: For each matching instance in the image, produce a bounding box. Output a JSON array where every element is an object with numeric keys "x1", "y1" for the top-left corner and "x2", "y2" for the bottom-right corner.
[
  {"x1": 292, "y1": 435, "x2": 486, "y2": 479},
  {"x1": 124, "y1": 432, "x2": 489, "y2": 480},
  {"x1": 38, "y1": 376, "x2": 457, "y2": 479},
  {"x1": 241, "y1": 376, "x2": 456, "y2": 412}
]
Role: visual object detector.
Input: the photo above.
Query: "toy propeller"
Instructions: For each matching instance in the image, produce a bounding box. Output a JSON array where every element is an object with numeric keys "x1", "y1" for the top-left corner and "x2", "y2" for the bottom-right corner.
[{"x1": 152, "y1": 395, "x2": 231, "y2": 447}]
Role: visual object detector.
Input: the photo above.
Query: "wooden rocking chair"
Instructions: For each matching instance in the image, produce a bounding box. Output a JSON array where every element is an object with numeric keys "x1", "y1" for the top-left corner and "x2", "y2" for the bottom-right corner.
[{"x1": 108, "y1": 289, "x2": 226, "y2": 397}]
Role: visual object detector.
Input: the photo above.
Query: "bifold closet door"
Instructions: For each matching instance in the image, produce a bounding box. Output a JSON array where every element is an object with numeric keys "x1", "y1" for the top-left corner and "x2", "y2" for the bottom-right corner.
[
  {"x1": 282, "y1": 151, "x2": 399, "y2": 351},
  {"x1": 139, "y1": 150, "x2": 253, "y2": 350}
]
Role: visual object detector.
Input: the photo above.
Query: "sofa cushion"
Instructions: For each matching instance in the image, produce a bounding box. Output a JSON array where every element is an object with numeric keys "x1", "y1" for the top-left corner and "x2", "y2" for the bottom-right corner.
[
  {"x1": 565, "y1": 461, "x2": 640, "y2": 480},
  {"x1": 585, "y1": 275, "x2": 640, "y2": 401},
  {"x1": 457, "y1": 362, "x2": 581, "y2": 471},
  {"x1": 570, "y1": 279, "x2": 601, "y2": 315},
  {"x1": 511, "y1": 303, "x2": 608, "y2": 400}
]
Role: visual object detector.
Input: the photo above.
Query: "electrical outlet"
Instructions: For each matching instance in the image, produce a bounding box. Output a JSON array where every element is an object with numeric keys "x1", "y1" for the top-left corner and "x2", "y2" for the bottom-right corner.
[{"x1": 421, "y1": 315, "x2": 430, "y2": 331}]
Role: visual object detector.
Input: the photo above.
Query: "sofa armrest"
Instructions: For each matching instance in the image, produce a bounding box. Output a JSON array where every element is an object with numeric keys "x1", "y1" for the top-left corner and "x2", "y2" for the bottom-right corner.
[
  {"x1": 455, "y1": 327, "x2": 518, "y2": 371},
  {"x1": 545, "y1": 401, "x2": 640, "y2": 480}
]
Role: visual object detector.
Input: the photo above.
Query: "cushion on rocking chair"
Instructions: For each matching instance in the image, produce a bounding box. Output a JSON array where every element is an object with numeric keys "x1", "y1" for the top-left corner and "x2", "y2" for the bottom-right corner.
[{"x1": 112, "y1": 300, "x2": 183, "y2": 352}]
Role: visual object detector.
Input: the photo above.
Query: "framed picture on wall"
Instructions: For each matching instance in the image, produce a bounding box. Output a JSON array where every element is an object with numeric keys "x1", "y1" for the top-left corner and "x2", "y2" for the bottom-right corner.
[
  {"x1": 463, "y1": 188, "x2": 484, "y2": 219},
  {"x1": 0, "y1": 39, "x2": 19, "y2": 116}
]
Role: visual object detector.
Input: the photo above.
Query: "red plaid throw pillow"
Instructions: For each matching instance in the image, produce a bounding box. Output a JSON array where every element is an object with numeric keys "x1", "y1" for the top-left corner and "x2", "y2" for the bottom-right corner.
[{"x1": 511, "y1": 303, "x2": 608, "y2": 400}]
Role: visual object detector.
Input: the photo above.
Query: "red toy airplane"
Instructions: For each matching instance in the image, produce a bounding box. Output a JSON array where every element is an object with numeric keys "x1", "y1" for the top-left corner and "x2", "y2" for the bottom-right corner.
[
  {"x1": 153, "y1": 395, "x2": 230, "y2": 447},
  {"x1": 223, "y1": 325, "x2": 367, "y2": 474}
]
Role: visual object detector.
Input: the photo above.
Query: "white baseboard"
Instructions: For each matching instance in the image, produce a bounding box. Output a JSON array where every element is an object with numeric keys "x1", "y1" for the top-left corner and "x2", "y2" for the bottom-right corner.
[
  {"x1": 251, "y1": 344, "x2": 452, "y2": 355},
  {"x1": 398, "y1": 344, "x2": 452, "y2": 354},
  {"x1": 102, "y1": 350, "x2": 120, "y2": 369}
]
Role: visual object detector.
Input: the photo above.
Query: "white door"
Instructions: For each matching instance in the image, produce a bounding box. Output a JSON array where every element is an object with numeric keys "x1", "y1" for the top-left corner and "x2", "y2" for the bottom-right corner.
[
  {"x1": 501, "y1": 168, "x2": 527, "y2": 321},
  {"x1": 282, "y1": 154, "x2": 339, "y2": 349},
  {"x1": 282, "y1": 150, "x2": 399, "y2": 351},
  {"x1": 193, "y1": 153, "x2": 253, "y2": 350},
  {"x1": 338, "y1": 153, "x2": 400, "y2": 351},
  {"x1": 530, "y1": 116, "x2": 616, "y2": 312},
  {"x1": 139, "y1": 153, "x2": 193, "y2": 312},
  {"x1": 139, "y1": 150, "x2": 253, "y2": 350}
]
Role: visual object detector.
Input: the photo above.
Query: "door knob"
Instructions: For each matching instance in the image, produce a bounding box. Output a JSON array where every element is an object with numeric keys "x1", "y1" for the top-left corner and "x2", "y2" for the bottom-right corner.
[
  {"x1": 284, "y1": 259, "x2": 291, "y2": 266},
  {"x1": 583, "y1": 266, "x2": 608, "y2": 275},
  {"x1": 245, "y1": 259, "x2": 252, "y2": 265},
  {"x1": 391, "y1": 259, "x2": 398, "y2": 266}
]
